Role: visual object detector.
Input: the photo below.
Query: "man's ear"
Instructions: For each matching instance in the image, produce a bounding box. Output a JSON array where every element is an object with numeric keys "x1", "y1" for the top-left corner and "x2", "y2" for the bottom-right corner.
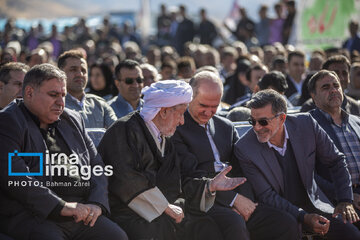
[
  {"x1": 159, "y1": 107, "x2": 168, "y2": 119},
  {"x1": 114, "y1": 79, "x2": 121, "y2": 91},
  {"x1": 23, "y1": 85, "x2": 34, "y2": 99}
]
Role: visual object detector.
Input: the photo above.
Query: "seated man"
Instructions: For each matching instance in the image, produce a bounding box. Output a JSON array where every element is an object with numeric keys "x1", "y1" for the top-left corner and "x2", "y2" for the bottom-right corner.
[
  {"x1": 0, "y1": 62, "x2": 29, "y2": 110},
  {"x1": 98, "y1": 80, "x2": 245, "y2": 240},
  {"x1": 172, "y1": 71, "x2": 298, "y2": 240},
  {"x1": 301, "y1": 55, "x2": 360, "y2": 115},
  {"x1": 58, "y1": 50, "x2": 117, "y2": 128},
  {"x1": 108, "y1": 60, "x2": 144, "y2": 118},
  {"x1": 309, "y1": 70, "x2": 360, "y2": 219},
  {"x1": 236, "y1": 89, "x2": 360, "y2": 239},
  {"x1": 0, "y1": 64, "x2": 127, "y2": 240}
]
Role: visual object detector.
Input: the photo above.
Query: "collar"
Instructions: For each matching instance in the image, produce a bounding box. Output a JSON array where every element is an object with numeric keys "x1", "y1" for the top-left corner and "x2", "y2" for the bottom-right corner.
[
  {"x1": 68, "y1": 93, "x2": 85, "y2": 108},
  {"x1": 141, "y1": 115, "x2": 162, "y2": 143},
  {"x1": 21, "y1": 102, "x2": 60, "y2": 130},
  {"x1": 319, "y1": 108, "x2": 349, "y2": 125},
  {"x1": 267, "y1": 124, "x2": 289, "y2": 156}
]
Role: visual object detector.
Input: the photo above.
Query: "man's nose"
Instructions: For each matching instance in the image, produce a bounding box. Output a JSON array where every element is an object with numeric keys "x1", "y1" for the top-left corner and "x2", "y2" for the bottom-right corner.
[{"x1": 56, "y1": 96, "x2": 65, "y2": 107}]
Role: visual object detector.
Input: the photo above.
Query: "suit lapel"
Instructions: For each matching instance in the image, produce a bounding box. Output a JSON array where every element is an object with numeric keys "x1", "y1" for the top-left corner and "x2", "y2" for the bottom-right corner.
[
  {"x1": 286, "y1": 119, "x2": 310, "y2": 188},
  {"x1": 21, "y1": 107, "x2": 47, "y2": 153},
  {"x1": 349, "y1": 115, "x2": 360, "y2": 140},
  {"x1": 259, "y1": 143, "x2": 284, "y2": 193},
  {"x1": 56, "y1": 114, "x2": 86, "y2": 164}
]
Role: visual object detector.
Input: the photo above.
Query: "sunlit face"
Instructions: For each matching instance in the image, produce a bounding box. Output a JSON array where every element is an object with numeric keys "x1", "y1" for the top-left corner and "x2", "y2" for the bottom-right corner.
[
  {"x1": 311, "y1": 74, "x2": 343, "y2": 111},
  {"x1": 288, "y1": 56, "x2": 305, "y2": 80},
  {"x1": 62, "y1": 57, "x2": 88, "y2": 95},
  {"x1": 188, "y1": 82, "x2": 222, "y2": 125},
  {"x1": 116, "y1": 66, "x2": 143, "y2": 102},
  {"x1": 327, "y1": 63, "x2": 350, "y2": 91},
  {"x1": 0, "y1": 70, "x2": 25, "y2": 107},
  {"x1": 251, "y1": 104, "x2": 284, "y2": 143},
  {"x1": 24, "y1": 78, "x2": 66, "y2": 128},
  {"x1": 90, "y1": 66, "x2": 106, "y2": 91},
  {"x1": 160, "y1": 104, "x2": 187, "y2": 137}
]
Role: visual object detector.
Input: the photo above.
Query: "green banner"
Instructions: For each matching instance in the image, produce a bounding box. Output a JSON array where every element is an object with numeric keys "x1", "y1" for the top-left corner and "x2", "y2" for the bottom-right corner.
[{"x1": 297, "y1": 0, "x2": 358, "y2": 50}]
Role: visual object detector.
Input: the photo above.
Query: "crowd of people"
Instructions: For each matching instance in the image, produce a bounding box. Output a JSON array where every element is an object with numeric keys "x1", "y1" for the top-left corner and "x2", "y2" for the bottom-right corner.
[{"x1": 1, "y1": 0, "x2": 360, "y2": 239}]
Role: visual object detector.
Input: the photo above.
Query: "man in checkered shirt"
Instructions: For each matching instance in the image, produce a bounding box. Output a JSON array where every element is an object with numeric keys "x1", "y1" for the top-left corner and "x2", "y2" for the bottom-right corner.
[{"x1": 309, "y1": 69, "x2": 360, "y2": 230}]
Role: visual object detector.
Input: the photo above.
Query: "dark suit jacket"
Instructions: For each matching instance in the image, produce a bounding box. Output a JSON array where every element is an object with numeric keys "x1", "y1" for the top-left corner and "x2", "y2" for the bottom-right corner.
[
  {"x1": 285, "y1": 75, "x2": 298, "y2": 99},
  {"x1": 235, "y1": 113, "x2": 352, "y2": 220},
  {"x1": 301, "y1": 95, "x2": 360, "y2": 116},
  {"x1": 310, "y1": 108, "x2": 360, "y2": 195},
  {"x1": 0, "y1": 101, "x2": 109, "y2": 238},
  {"x1": 172, "y1": 111, "x2": 254, "y2": 207}
]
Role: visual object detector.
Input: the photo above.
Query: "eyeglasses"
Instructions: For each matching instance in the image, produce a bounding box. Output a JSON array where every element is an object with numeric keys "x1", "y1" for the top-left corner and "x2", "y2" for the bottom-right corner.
[
  {"x1": 124, "y1": 77, "x2": 144, "y2": 85},
  {"x1": 248, "y1": 113, "x2": 283, "y2": 126}
]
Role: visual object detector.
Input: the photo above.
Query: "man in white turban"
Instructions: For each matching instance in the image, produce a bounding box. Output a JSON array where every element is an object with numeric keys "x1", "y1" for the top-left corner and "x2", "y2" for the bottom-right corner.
[{"x1": 98, "y1": 80, "x2": 246, "y2": 240}]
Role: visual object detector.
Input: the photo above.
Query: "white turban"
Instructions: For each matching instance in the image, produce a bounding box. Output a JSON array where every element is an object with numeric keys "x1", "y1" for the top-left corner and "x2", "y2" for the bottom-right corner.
[{"x1": 140, "y1": 80, "x2": 193, "y2": 122}]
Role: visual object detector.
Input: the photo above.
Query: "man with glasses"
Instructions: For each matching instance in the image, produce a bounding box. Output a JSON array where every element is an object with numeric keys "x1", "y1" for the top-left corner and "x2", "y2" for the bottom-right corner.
[
  {"x1": 172, "y1": 71, "x2": 298, "y2": 240},
  {"x1": 109, "y1": 59, "x2": 144, "y2": 118},
  {"x1": 58, "y1": 50, "x2": 117, "y2": 128},
  {"x1": 236, "y1": 89, "x2": 360, "y2": 239}
]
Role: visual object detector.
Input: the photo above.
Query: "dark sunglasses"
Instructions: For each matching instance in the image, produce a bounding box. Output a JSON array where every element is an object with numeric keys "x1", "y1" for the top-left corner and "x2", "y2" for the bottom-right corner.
[
  {"x1": 248, "y1": 113, "x2": 283, "y2": 126},
  {"x1": 124, "y1": 77, "x2": 144, "y2": 85}
]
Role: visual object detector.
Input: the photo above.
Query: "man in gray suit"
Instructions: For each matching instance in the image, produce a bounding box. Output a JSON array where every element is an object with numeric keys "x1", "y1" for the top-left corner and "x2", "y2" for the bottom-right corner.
[
  {"x1": 0, "y1": 64, "x2": 127, "y2": 240},
  {"x1": 235, "y1": 89, "x2": 360, "y2": 239}
]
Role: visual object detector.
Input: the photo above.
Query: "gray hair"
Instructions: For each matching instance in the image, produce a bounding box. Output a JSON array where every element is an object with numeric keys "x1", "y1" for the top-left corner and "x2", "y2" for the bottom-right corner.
[
  {"x1": 189, "y1": 70, "x2": 223, "y2": 98},
  {"x1": 22, "y1": 63, "x2": 66, "y2": 94},
  {"x1": 247, "y1": 89, "x2": 287, "y2": 114}
]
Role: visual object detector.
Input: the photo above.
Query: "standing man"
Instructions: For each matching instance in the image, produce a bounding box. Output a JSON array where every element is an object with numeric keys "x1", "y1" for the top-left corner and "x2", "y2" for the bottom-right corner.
[
  {"x1": 236, "y1": 89, "x2": 360, "y2": 239},
  {"x1": 108, "y1": 60, "x2": 144, "y2": 118},
  {"x1": 0, "y1": 62, "x2": 29, "y2": 110},
  {"x1": 0, "y1": 64, "x2": 127, "y2": 240},
  {"x1": 98, "y1": 80, "x2": 245, "y2": 240},
  {"x1": 285, "y1": 50, "x2": 306, "y2": 105},
  {"x1": 172, "y1": 71, "x2": 298, "y2": 240},
  {"x1": 309, "y1": 70, "x2": 360, "y2": 218},
  {"x1": 58, "y1": 50, "x2": 117, "y2": 128},
  {"x1": 197, "y1": 8, "x2": 217, "y2": 46}
]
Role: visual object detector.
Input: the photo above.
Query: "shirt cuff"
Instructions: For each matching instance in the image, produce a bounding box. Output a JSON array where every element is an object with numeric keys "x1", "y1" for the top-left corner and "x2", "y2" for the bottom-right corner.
[
  {"x1": 200, "y1": 181, "x2": 216, "y2": 212},
  {"x1": 128, "y1": 187, "x2": 169, "y2": 222},
  {"x1": 229, "y1": 194, "x2": 238, "y2": 207}
]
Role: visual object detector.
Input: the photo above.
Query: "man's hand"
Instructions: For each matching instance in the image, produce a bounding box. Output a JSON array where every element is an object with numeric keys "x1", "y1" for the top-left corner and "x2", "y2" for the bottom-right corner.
[
  {"x1": 60, "y1": 202, "x2": 90, "y2": 223},
  {"x1": 333, "y1": 202, "x2": 359, "y2": 224},
  {"x1": 304, "y1": 213, "x2": 330, "y2": 236},
  {"x1": 83, "y1": 204, "x2": 102, "y2": 227},
  {"x1": 353, "y1": 193, "x2": 360, "y2": 211},
  {"x1": 209, "y1": 166, "x2": 246, "y2": 192},
  {"x1": 164, "y1": 204, "x2": 184, "y2": 223},
  {"x1": 232, "y1": 194, "x2": 258, "y2": 221}
]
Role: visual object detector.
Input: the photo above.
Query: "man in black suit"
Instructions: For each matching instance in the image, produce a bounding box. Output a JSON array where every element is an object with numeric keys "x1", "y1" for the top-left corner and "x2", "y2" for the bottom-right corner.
[
  {"x1": 308, "y1": 70, "x2": 360, "y2": 221},
  {"x1": 0, "y1": 64, "x2": 127, "y2": 240},
  {"x1": 172, "y1": 70, "x2": 298, "y2": 240}
]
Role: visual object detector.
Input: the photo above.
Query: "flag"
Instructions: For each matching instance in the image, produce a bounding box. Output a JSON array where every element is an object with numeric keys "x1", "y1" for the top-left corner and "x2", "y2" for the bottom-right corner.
[
  {"x1": 137, "y1": 0, "x2": 151, "y2": 39},
  {"x1": 224, "y1": 0, "x2": 240, "y2": 31}
]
